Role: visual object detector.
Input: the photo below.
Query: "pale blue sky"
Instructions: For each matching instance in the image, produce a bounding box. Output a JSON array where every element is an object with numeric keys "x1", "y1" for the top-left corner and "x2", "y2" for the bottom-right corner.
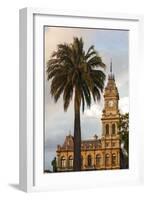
[{"x1": 44, "y1": 27, "x2": 129, "y2": 171}]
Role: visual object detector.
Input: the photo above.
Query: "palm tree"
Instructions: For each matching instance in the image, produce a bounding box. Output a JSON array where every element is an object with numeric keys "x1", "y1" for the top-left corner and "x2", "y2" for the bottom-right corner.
[{"x1": 46, "y1": 37, "x2": 106, "y2": 171}]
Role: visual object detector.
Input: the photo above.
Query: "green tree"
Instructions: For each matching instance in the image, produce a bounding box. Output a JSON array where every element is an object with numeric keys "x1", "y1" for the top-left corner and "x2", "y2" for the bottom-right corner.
[
  {"x1": 51, "y1": 157, "x2": 57, "y2": 172},
  {"x1": 118, "y1": 113, "x2": 129, "y2": 168},
  {"x1": 46, "y1": 37, "x2": 106, "y2": 171}
]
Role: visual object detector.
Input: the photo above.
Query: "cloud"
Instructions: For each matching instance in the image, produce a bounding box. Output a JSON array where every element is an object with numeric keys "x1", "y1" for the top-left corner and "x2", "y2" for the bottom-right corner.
[
  {"x1": 84, "y1": 103, "x2": 103, "y2": 119},
  {"x1": 119, "y1": 96, "x2": 129, "y2": 114},
  {"x1": 82, "y1": 96, "x2": 129, "y2": 119},
  {"x1": 45, "y1": 27, "x2": 95, "y2": 64}
]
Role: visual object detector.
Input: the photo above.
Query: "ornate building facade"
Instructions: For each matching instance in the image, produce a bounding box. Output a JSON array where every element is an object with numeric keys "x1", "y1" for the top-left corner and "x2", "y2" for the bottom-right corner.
[{"x1": 56, "y1": 64, "x2": 121, "y2": 171}]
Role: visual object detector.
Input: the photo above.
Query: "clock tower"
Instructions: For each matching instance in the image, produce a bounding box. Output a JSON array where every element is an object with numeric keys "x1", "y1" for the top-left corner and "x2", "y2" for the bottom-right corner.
[
  {"x1": 102, "y1": 60, "x2": 120, "y2": 138},
  {"x1": 101, "y1": 60, "x2": 121, "y2": 169}
]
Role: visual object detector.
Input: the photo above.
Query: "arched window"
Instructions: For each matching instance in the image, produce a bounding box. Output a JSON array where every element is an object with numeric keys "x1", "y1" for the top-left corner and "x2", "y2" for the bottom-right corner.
[
  {"x1": 96, "y1": 154, "x2": 101, "y2": 166},
  {"x1": 105, "y1": 154, "x2": 110, "y2": 166},
  {"x1": 112, "y1": 124, "x2": 116, "y2": 135},
  {"x1": 68, "y1": 156, "x2": 73, "y2": 168},
  {"x1": 87, "y1": 155, "x2": 92, "y2": 167},
  {"x1": 106, "y1": 124, "x2": 109, "y2": 135},
  {"x1": 112, "y1": 153, "x2": 116, "y2": 166},
  {"x1": 61, "y1": 156, "x2": 66, "y2": 168}
]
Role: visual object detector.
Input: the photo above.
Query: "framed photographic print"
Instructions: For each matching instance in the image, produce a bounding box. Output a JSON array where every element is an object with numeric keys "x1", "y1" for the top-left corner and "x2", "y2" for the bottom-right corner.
[{"x1": 19, "y1": 8, "x2": 144, "y2": 192}]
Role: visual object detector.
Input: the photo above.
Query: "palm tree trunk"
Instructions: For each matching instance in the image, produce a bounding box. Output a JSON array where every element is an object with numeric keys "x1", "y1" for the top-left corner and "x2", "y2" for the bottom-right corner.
[{"x1": 73, "y1": 89, "x2": 81, "y2": 171}]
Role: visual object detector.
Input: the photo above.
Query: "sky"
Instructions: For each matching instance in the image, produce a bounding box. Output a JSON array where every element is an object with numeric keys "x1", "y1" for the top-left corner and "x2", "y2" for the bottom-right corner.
[{"x1": 44, "y1": 26, "x2": 129, "y2": 171}]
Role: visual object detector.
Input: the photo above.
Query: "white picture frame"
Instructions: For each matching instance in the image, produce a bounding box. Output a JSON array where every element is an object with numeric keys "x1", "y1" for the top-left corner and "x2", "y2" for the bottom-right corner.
[{"x1": 19, "y1": 7, "x2": 144, "y2": 192}]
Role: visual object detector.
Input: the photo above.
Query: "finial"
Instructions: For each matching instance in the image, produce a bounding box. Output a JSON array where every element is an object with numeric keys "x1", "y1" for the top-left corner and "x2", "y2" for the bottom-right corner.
[
  {"x1": 108, "y1": 58, "x2": 115, "y2": 80},
  {"x1": 93, "y1": 134, "x2": 98, "y2": 140},
  {"x1": 110, "y1": 58, "x2": 112, "y2": 73}
]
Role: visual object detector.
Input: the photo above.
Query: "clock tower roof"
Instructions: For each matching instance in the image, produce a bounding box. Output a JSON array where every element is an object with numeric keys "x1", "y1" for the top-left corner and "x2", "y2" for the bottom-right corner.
[
  {"x1": 101, "y1": 60, "x2": 120, "y2": 121},
  {"x1": 108, "y1": 59, "x2": 115, "y2": 80},
  {"x1": 104, "y1": 60, "x2": 119, "y2": 99}
]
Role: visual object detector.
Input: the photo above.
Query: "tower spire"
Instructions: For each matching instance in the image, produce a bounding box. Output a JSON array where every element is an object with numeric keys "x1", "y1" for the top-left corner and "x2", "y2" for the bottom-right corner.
[
  {"x1": 110, "y1": 58, "x2": 112, "y2": 73},
  {"x1": 108, "y1": 58, "x2": 114, "y2": 80}
]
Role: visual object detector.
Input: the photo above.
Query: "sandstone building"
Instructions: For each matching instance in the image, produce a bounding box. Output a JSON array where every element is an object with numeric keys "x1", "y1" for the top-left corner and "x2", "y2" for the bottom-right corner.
[{"x1": 56, "y1": 63, "x2": 121, "y2": 171}]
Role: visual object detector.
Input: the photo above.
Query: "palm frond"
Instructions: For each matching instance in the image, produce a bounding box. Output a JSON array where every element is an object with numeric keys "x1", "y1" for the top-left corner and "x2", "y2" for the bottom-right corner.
[
  {"x1": 46, "y1": 37, "x2": 106, "y2": 112},
  {"x1": 85, "y1": 45, "x2": 94, "y2": 57},
  {"x1": 87, "y1": 56, "x2": 106, "y2": 69},
  {"x1": 63, "y1": 82, "x2": 73, "y2": 111}
]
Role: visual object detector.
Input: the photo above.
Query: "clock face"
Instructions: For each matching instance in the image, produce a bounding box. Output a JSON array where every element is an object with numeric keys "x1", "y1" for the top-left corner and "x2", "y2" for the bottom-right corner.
[{"x1": 108, "y1": 100, "x2": 114, "y2": 107}]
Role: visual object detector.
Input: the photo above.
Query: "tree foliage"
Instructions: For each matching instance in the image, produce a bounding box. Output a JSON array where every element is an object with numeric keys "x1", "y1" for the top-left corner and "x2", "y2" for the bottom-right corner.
[
  {"x1": 118, "y1": 113, "x2": 129, "y2": 168},
  {"x1": 46, "y1": 37, "x2": 106, "y2": 113}
]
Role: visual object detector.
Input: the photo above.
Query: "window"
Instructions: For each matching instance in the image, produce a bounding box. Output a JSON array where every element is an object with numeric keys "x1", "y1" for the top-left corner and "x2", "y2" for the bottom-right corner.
[
  {"x1": 81, "y1": 156, "x2": 83, "y2": 167},
  {"x1": 61, "y1": 156, "x2": 66, "y2": 168},
  {"x1": 105, "y1": 154, "x2": 110, "y2": 166},
  {"x1": 106, "y1": 124, "x2": 109, "y2": 135},
  {"x1": 87, "y1": 155, "x2": 92, "y2": 167},
  {"x1": 112, "y1": 142, "x2": 115, "y2": 147},
  {"x1": 112, "y1": 124, "x2": 116, "y2": 135},
  {"x1": 68, "y1": 156, "x2": 73, "y2": 168},
  {"x1": 112, "y1": 153, "x2": 116, "y2": 166},
  {"x1": 106, "y1": 142, "x2": 109, "y2": 147},
  {"x1": 96, "y1": 154, "x2": 101, "y2": 166}
]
